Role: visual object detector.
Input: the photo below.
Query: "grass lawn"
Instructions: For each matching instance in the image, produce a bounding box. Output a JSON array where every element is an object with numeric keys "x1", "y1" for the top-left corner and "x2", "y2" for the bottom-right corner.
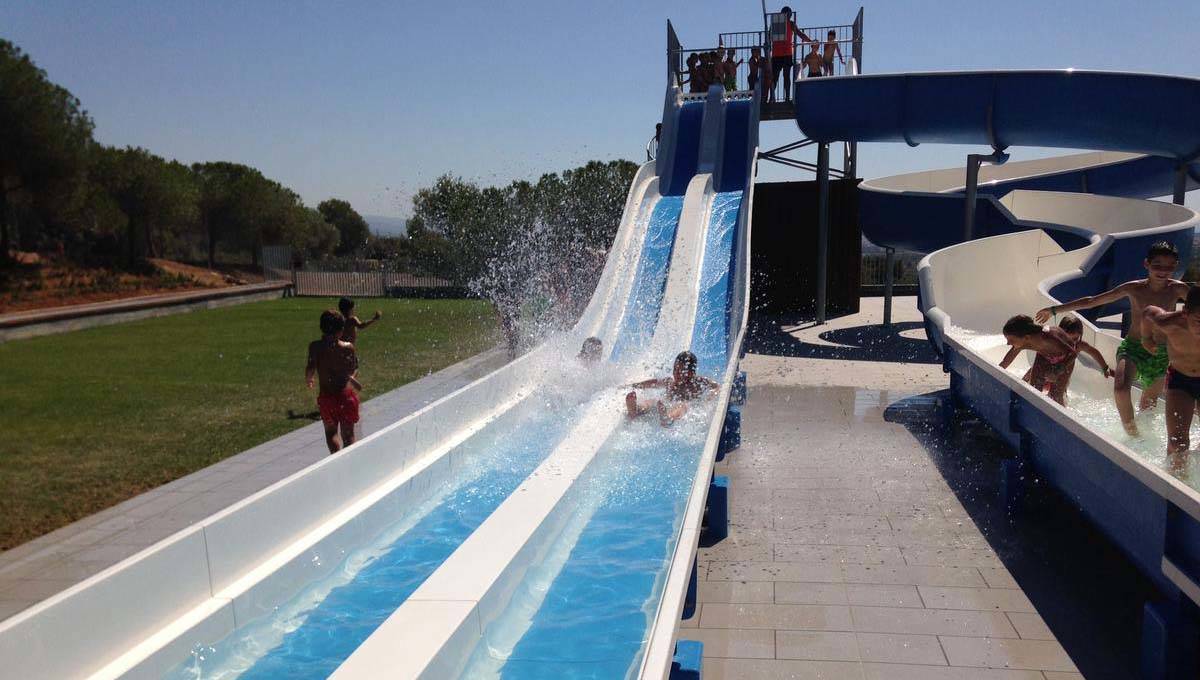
[{"x1": 0, "y1": 297, "x2": 498, "y2": 550}]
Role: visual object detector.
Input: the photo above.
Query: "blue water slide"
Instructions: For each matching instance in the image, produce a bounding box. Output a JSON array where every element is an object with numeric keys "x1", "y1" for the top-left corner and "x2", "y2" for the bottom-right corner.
[{"x1": 794, "y1": 71, "x2": 1200, "y2": 255}]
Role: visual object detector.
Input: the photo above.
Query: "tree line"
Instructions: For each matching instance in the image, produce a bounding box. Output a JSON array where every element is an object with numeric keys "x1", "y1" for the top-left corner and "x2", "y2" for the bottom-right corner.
[{"x1": 1, "y1": 37, "x2": 637, "y2": 299}]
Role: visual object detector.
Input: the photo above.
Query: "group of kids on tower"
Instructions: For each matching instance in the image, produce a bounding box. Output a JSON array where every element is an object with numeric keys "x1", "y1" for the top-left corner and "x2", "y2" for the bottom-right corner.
[
  {"x1": 683, "y1": 7, "x2": 845, "y2": 101},
  {"x1": 1000, "y1": 241, "x2": 1200, "y2": 475}
]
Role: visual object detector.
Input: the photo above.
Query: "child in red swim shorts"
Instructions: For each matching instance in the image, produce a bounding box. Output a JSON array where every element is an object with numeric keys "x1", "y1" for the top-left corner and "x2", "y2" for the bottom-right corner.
[{"x1": 306, "y1": 309, "x2": 363, "y2": 453}]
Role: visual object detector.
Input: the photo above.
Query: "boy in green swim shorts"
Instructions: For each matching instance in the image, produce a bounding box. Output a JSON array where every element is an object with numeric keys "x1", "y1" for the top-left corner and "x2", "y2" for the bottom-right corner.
[{"x1": 1036, "y1": 242, "x2": 1188, "y2": 436}]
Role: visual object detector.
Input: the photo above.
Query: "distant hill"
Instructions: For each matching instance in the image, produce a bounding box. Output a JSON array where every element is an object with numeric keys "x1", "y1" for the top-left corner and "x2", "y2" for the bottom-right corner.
[{"x1": 365, "y1": 215, "x2": 408, "y2": 237}]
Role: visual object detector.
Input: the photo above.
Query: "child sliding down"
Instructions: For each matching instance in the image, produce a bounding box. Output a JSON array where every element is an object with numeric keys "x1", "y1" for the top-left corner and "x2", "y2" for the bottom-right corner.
[
  {"x1": 1001, "y1": 314, "x2": 1113, "y2": 406},
  {"x1": 626, "y1": 351, "x2": 718, "y2": 427}
]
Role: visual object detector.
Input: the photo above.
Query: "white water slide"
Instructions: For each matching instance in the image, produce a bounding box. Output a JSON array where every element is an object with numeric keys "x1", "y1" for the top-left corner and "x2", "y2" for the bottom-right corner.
[
  {"x1": 795, "y1": 70, "x2": 1200, "y2": 678},
  {"x1": 0, "y1": 86, "x2": 758, "y2": 680}
]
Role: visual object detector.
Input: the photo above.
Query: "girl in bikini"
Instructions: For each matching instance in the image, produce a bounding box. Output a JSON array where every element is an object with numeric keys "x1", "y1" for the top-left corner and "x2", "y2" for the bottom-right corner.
[{"x1": 1000, "y1": 314, "x2": 1113, "y2": 405}]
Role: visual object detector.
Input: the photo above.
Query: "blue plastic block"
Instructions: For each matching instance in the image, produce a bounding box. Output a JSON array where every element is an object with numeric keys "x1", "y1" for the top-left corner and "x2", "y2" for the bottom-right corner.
[
  {"x1": 701, "y1": 476, "x2": 729, "y2": 546},
  {"x1": 670, "y1": 640, "x2": 703, "y2": 680},
  {"x1": 719, "y1": 406, "x2": 741, "y2": 457},
  {"x1": 731, "y1": 370, "x2": 747, "y2": 405},
  {"x1": 1141, "y1": 597, "x2": 1200, "y2": 680},
  {"x1": 683, "y1": 558, "x2": 698, "y2": 620}
]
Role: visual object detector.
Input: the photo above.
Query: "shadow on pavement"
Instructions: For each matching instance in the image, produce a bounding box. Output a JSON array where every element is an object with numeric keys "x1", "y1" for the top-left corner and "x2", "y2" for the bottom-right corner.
[
  {"x1": 747, "y1": 313, "x2": 940, "y2": 364},
  {"x1": 884, "y1": 391, "x2": 1154, "y2": 680}
]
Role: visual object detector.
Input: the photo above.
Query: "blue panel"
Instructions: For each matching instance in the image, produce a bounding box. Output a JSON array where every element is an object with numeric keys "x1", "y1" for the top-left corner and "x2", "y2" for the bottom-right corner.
[
  {"x1": 718, "y1": 101, "x2": 751, "y2": 192},
  {"x1": 794, "y1": 71, "x2": 1200, "y2": 159},
  {"x1": 667, "y1": 102, "x2": 705, "y2": 196}
]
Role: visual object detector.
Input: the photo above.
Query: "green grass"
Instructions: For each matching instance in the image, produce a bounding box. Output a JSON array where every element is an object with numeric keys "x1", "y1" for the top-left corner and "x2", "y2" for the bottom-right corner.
[{"x1": 0, "y1": 297, "x2": 498, "y2": 550}]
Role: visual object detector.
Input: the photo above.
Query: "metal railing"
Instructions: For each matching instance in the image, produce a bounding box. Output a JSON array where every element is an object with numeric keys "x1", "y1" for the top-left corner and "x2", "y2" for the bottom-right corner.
[
  {"x1": 861, "y1": 251, "x2": 921, "y2": 288},
  {"x1": 667, "y1": 10, "x2": 863, "y2": 104}
]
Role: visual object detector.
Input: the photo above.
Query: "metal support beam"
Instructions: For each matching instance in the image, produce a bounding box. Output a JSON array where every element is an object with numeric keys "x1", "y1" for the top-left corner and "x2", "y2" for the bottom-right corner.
[
  {"x1": 1175, "y1": 162, "x2": 1188, "y2": 205},
  {"x1": 816, "y1": 143, "x2": 831, "y2": 324},
  {"x1": 963, "y1": 149, "x2": 1010, "y2": 242},
  {"x1": 883, "y1": 247, "x2": 894, "y2": 327},
  {"x1": 963, "y1": 154, "x2": 983, "y2": 243}
]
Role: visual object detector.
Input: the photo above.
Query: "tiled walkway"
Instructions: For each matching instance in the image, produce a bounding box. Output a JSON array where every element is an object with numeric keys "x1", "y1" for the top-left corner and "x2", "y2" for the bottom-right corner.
[
  {"x1": 0, "y1": 347, "x2": 507, "y2": 622},
  {"x1": 678, "y1": 298, "x2": 1082, "y2": 679}
]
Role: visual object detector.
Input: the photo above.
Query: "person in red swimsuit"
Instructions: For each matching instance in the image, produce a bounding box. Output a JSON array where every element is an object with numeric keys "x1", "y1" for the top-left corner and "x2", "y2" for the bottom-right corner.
[
  {"x1": 306, "y1": 309, "x2": 363, "y2": 453},
  {"x1": 1000, "y1": 314, "x2": 1112, "y2": 406},
  {"x1": 767, "y1": 6, "x2": 812, "y2": 102}
]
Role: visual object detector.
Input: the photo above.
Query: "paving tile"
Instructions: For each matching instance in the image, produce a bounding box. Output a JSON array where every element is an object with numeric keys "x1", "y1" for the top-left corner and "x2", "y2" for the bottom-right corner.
[
  {"x1": 702, "y1": 657, "x2": 865, "y2": 680},
  {"x1": 856, "y1": 632, "x2": 947, "y2": 665},
  {"x1": 707, "y1": 561, "x2": 843, "y2": 583},
  {"x1": 842, "y1": 564, "x2": 987, "y2": 588},
  {"x1": 917, "y1": 586, "x2": 1035, "y2": 612},
  {"x1": 979, "y1": 567, "x2": 1020, "y2": 589},
  {"x1": 0, "y1": 578, "x2": 81, "y2": 601},
  {"x1": 860, "y1": 663, "x2": 1044, "y2": 680},
  {"x1": 676, "y1": 628, "x2": 774, "y2": 658},
  {"x1": 902, "y1": 547, "x2": 1003, "y2": 568},
  {"x1": 938, "y1": 636, "x2": 1077, "y2": 672},
  {"x1": 845, "y1": 584, "x2": 923, "y2": 608},
  {"x1": 1006, "y1": 612, "x2": 1055, "y2": 640},
  {"x1": 698, "y1": 538, "x2": 772, "y2": 562},
  {"x1": 699, "y1": 603, "x2": 853, "y2": 631},
  {"x1": 1042, "y1": 673, "x2": 1085, "y2": 680},
  {"x1": 774, "y1": 582, "x2": 848, "y2": 605},
  {"x1": 697, "y1": 580, "x2": 774, "y2": 603},
  {"x1": 775, "y1": 630, "x2": 859, "y2": 661},
  {"x1": 850, "y1": 606, "x2": 1018, "y2": 638},
  {"x1": 0, "y1": 599, "x2": 35, "y2": 620},
  {"x1": 775, "y1": 544, "x2": 906, "y2": 565}
]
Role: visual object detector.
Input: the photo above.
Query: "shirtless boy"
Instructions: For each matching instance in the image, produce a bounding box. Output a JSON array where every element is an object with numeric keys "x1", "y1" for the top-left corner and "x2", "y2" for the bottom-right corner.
[
  {"x1": 822, "y1": 30, "x2": 845, "y2": 74},
  {"x1": 626, "y1": 350, "x2": 718, "y2": 426},
  {"x1": 1141, "y1": 286, "x2": 1200, "y2": 476},
  {"x1": 338, "y1": 297, "x2": 382, "y2": 345},
  {"x1": 803, "y1": 42, "x2": 824, "y2": 78},
  {"x1": 306, "y1": 309, "x2": 362, "y2": 453},
  {"x1": 1035, "y1": 242, "x2": 1188, "y2": 434}
]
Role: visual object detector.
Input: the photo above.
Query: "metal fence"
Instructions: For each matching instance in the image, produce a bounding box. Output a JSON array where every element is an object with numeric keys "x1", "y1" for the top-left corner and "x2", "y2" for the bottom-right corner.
[
  {"x1": 861, "y1": 251, "x2": 922, "y2": 288},
  {"x1": 292, "y1": 271, "x2": 455, "y2": 297}
]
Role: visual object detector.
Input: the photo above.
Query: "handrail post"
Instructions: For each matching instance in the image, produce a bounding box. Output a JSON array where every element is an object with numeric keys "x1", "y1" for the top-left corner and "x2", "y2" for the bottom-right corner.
[{"x1": 816, "y1": 142, "x2": 830, "y2": 324}]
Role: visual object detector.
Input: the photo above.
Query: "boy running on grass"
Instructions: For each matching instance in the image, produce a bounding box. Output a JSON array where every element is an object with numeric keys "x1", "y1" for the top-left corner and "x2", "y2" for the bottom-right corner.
[
  {"x1": 1035, "y1": 241, "x2": 1188, "y2": 435},
  {"x1": 626, "y1": 350, "x2": 718, "y2": 426},
  {"x1": 306, "y1": 309, "x2": 362, "y2": 453},
  {"x1": 1141, "y1": 286, "x2": 1200, "y2": 477},
  {"x1": 338, "y1": 297, "x2": 382, "y2": 345}
]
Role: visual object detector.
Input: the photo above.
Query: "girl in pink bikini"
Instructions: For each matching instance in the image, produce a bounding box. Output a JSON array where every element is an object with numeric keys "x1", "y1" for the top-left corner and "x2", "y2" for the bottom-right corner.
[{"x1": 1000, "y1": 314, "x2": 1113, "y2": 405}]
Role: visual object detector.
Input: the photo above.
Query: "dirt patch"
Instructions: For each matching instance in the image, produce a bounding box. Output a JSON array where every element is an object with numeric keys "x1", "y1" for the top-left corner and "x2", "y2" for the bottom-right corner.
[{"x1": 0, "y1": 257, "x2": 228, "y2": 314}]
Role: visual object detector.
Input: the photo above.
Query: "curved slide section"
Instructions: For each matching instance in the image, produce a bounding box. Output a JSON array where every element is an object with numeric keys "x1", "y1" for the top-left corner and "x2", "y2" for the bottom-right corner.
[{"x1": 797, "y1": 70, "x2": 1200, "y2": 677}]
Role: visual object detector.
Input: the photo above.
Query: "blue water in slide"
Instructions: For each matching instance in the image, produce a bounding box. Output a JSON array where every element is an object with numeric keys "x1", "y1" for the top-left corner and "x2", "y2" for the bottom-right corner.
[
  {"x1": 609, "y1": 196, "x2": 684, "y2": 361},
  {"x1": 464, "y1": 191, "x2": 743, "y2": 679},
  {"x1": 166, "y1": 394, "x2": 579, "y2": 679}
]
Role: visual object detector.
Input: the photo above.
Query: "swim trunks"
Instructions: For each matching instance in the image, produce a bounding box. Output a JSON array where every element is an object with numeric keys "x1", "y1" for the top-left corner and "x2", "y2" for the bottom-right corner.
[
  {"x1": 1167, "y1": 367, "x2": 1200, "y2": 400},
  {"x1": 1116, "y1": 336, "x2": 1170, "y2": 387},
  {"x1": 318, "y1": 387, "x2": 360, "y2": 426}
]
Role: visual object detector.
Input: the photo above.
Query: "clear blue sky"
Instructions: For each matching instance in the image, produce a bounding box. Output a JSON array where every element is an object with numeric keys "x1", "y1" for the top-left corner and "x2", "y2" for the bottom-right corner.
[{"x1": 3, "y1": 0, "x2": 1199, "y2": 218}]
